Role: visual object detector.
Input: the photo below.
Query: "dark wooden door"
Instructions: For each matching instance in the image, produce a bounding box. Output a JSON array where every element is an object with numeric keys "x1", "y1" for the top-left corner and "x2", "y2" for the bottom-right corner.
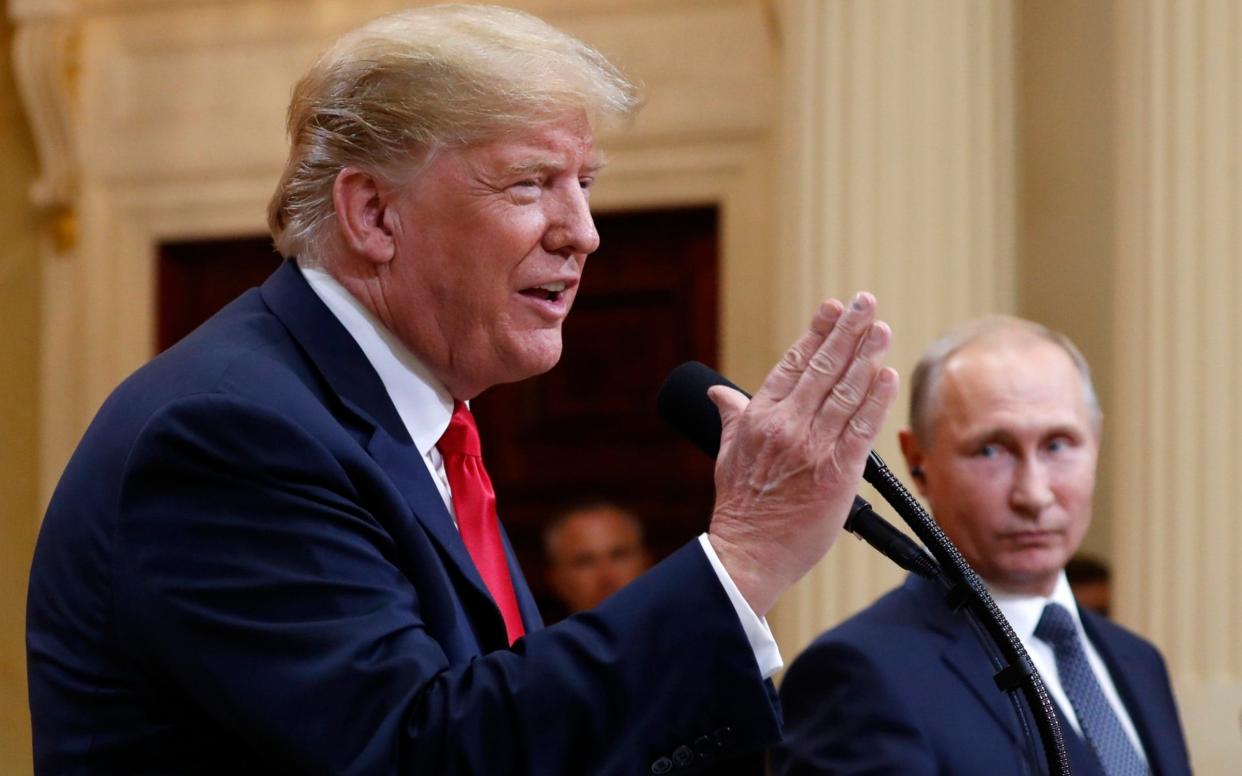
[
  {"x1": 158, "y1": 236, "x2": 284, "y2": 352},
  {"x1": 158, "y1": 205, "x2": 721, "y2": 621}
]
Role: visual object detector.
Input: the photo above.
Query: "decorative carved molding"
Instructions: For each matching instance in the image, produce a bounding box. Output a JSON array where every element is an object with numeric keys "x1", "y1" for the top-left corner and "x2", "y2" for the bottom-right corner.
[{"x1": 10, "y1": 0, "x2": 79, "y2": 251}]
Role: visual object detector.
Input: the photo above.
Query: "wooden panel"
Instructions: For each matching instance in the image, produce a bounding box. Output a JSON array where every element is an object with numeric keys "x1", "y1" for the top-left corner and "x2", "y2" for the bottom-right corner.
[{"x1": 157, "y1": 236, "x2": 282, "y2": 352}]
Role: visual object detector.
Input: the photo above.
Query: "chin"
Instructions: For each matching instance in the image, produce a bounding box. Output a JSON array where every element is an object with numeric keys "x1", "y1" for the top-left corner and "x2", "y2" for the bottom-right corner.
[
  {"x1": 518, "y1": 332, "x2": 565, "y2": 373},
  {"x1": 494, "y1": 338, "x2": 564, "y2": 386}
]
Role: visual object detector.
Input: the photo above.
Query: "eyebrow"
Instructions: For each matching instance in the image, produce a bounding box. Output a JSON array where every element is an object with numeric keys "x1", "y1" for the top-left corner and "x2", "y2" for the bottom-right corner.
[
  {"x1": 503, "y1": 153, "x2": 608, "y2": 178},
  {"x1": 960, "y1": 423, "x2": 1085, "y2": 448}
]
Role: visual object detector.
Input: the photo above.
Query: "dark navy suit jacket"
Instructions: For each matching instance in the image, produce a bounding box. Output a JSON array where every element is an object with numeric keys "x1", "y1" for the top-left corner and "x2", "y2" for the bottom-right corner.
[
  {"x1": 27, "y1": 260, "x2": 779, "y2": 774},
  {"x1": 770, "y1": 574, "x2": 1191, "y2": 775}
]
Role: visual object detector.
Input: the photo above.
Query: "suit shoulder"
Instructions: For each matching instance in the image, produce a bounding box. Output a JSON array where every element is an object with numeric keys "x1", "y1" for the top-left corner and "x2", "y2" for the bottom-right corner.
[
  {"x1": 1082, "y1": 609, "x2": 1168, "y2": 665},
  {"x1": 1084, "y1": 609, "x2": 1155, "y2": 645},
  {"x1": 104, "y1": 290, "x2": 332, "y2": 430},
  {"x1": 804, "y1": 582, "x2": 931, "y2": 651}
]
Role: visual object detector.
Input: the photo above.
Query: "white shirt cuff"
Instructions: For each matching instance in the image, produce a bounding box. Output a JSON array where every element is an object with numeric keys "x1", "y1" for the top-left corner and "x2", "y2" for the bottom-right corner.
[{"x1": 697, "y1": 534, "x2": 783, "y2": 679}]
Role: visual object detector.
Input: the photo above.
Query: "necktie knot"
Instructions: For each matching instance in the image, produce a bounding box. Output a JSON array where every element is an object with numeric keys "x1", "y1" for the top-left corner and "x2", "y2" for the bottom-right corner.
[
  {"x1": 438, "y1": 401, "x2": 482, "y2": 457},
  {"x1": 1035, "y1": 602, "x2": 1079, "y2": 648}
]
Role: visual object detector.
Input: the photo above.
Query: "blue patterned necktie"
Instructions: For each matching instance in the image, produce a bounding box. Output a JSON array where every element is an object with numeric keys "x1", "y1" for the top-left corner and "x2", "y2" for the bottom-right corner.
[{"x1": 1035, "y1": 602, "x2": 1149, "y2": 776}]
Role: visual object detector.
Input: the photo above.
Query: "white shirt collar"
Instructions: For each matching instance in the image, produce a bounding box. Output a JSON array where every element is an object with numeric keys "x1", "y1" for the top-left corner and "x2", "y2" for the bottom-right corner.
[{"x1": 297, "y1": 263, "x2": 454, "y2": 456}]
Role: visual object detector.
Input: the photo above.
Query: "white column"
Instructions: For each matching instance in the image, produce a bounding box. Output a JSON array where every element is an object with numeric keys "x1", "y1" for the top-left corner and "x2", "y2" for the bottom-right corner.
[
  {"x1": 1113, "y1": 1, "x2": 1242, "y2": 770},
  {"x1": 769, "y1": 0, "x2": 1017, "y2": 654},
  {"x1": 9, "y1": 0, "x2": 83, "y2": 507}
]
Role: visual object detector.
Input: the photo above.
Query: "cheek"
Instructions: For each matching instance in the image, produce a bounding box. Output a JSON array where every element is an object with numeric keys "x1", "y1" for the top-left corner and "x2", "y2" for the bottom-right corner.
[
  {"x1": 932, "y1": 476, "x2": 1010, "y2": 548},
  {"x1": 1052, "y1": 460, "x2": 1097, "y2": 507},
  {"x1": 938, "y1": 465, "x2": 1011, "y2": 517}
]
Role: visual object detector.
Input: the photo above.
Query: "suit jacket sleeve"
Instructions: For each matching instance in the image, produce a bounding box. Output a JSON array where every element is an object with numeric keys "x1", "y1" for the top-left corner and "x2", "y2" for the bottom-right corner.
[
  {"x1": 770, "y1": 638, "x2": 938, "y2": 776},
  {"x1": 111, "y1": 392, "x2": 779, "y2": 774}
]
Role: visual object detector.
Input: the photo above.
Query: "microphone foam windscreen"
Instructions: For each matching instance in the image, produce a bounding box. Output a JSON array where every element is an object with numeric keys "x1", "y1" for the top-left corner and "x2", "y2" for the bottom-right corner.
[{"x1": 656, "y1": 361, "x2": 750, "y2": 459}]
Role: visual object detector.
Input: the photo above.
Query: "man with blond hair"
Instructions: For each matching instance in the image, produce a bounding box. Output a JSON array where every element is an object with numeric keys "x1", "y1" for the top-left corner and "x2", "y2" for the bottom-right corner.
[
  {"x1": 28, "y1": 5, "x2": 898, "y2": 773},
  {"x1": 771, "y1": 316, "x2": 1191, "y2": 775}
]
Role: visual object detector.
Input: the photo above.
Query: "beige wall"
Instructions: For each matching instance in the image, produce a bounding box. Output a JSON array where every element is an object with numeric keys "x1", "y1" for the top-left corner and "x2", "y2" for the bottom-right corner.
[
  {"x1": 1015, "y1": 0, "x2": 1117, "y2": 560},
  {"x1": 6, "y1": 0, "x2": 1242, "y2": 772},
  {"x1": 0, "y1": 12, "x2": 39, "y2": 775}
]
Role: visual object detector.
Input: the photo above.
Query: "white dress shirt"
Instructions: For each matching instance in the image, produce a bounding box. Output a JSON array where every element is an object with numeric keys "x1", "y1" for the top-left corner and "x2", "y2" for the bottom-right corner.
[
  {"x1": 299, "y1": 264, "x2": 782, "y2": 677},
  {"x1": 990, "y1": 572, "x2": 1148, "y2": 764}
]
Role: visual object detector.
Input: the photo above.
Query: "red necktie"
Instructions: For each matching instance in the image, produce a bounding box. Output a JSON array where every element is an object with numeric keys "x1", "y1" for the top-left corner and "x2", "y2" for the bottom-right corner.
[{"x1": 436, "y1": 401, "x2": 525, "y2": 645}]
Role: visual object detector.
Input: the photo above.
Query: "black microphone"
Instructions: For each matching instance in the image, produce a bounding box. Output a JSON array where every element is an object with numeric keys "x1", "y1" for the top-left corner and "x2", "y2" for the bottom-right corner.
[{"x1": 657, "y1": 361, "x2": 939, "y2": 580}]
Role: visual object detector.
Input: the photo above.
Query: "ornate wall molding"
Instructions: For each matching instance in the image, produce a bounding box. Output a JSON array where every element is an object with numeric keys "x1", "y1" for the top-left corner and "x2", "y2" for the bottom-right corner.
[
  {"x1": 18, "y1": 0, "x2": 779, "y2": 510},
  {"x1": 10, "y1": 0, "x2": 79, "y2": 251}
]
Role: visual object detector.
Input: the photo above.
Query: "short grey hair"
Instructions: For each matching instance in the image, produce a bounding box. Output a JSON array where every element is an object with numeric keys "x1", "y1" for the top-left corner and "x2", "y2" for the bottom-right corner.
[
  {"x1": 908, "y1": 315, "x2": 1102, "y2": 446},
  {"x1": 268, "y1": 4, "x2": 640, "y2": 262}
]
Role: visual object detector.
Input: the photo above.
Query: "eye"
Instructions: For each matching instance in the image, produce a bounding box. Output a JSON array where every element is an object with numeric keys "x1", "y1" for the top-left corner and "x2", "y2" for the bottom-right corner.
[
  {"x1": 975, "y1": 444, "x2": 1000, "y2": 459},
  {"x1": 1046, "y1": 436, "x2": 1073, "y2": 454},
  {"x1": 507, "y1": 179, "x2": 543, "y2": 203}
]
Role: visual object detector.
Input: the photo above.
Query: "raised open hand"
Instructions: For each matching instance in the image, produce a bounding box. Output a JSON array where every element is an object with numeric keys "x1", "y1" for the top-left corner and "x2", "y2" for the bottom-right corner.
[{"x1": 707, "y1": 293, "x2": 899, "y2": 616}]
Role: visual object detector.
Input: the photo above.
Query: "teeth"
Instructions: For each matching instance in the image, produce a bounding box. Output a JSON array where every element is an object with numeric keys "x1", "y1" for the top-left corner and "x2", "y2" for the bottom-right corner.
[{"x1": 536, "y1": 281, "x2": 566, "y2": 293}]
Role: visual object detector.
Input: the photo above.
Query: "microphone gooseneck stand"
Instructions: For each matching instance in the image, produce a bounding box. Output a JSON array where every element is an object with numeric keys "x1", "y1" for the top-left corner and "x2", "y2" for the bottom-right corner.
[
  {"x1": 862, "y1": 451, "x2": 1070, "y2": 776},
  {"x1": 656, "y1": 362, "x2": 1070, "y2": 776}
]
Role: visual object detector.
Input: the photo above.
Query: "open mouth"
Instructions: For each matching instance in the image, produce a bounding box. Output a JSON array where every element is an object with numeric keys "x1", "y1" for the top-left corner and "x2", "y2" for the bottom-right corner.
[{"x1": 521, "y1": 281, "x2": 568, "y2": 303}]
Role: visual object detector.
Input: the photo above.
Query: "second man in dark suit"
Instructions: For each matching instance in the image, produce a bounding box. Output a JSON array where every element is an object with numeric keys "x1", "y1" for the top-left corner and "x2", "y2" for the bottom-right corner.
[{"x1": 771, "y1": 316, "x2": 1192, "y2": 775}]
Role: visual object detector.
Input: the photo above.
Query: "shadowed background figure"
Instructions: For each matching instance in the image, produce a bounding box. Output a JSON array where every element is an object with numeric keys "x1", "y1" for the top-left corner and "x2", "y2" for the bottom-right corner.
[{"x1": 544, "y1": 500, "x2": 652, "y2": 616}]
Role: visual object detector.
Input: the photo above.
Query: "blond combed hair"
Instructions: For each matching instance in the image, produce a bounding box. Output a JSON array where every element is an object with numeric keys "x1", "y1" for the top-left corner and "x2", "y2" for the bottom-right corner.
[{"x1": 267, "y1": 4, "x2": 640, "y2": 261}]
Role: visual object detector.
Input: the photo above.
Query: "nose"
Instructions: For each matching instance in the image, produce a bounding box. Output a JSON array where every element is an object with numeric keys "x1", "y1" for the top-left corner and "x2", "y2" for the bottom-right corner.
[
  {"x1": 544, "y1": 183, "x2": 600, "y2": 257},
  {"x1": 1010, "y1": 458, "x2": 1055, "y2": 516}
]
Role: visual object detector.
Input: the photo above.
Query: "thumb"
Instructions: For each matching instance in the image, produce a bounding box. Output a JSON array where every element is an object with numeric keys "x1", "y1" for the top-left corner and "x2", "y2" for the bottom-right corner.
[{"x1": 708, "y1": 385, "x2": 749, "y2": 451}]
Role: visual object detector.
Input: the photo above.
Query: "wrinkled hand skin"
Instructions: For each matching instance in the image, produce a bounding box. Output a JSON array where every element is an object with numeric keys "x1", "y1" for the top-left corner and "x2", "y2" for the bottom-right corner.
[{"x1": 707, "y1": 293, "x2": 899, "y2": 617}]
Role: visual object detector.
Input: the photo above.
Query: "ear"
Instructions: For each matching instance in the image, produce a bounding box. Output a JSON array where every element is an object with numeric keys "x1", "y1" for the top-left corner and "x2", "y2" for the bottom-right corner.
[
  {"x1": 898, "y1": 427, "x2": 930, "y2": 498},
  {"x1": 332, "y1": 166, "x2": 397, "y2": 265}
]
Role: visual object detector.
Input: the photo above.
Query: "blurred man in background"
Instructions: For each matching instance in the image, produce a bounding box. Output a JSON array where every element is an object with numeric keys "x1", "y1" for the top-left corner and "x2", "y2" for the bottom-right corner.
[
  {"x1": 1066, "y1": 554, "x2": 1113, "y2": 618},
  {"x1": 544, "y1": 500, "x2": 652, "y2": 614}
]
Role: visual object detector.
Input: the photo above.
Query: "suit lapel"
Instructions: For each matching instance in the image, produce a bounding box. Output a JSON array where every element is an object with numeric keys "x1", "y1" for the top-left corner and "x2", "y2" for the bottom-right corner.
[
  {"x1": 1081, "y1": 610, "x2": 1181, "y2": 775},
  {"x1": 499, "y1": 523, "x2": 543, "y2": 632},
  {"x1": 258, "y1": 261, "x2": 506, "y2": 639},
  {"x1": 939, "y1": 624, "x2": 1027, "y2": 747},
  {"x1": 902, "y1": 577, "x2": 1025, "y2": 746},
  {"x1": 364, "y1": 429, "x2": 499, "y2": 611},
  {"x1": 907, "y1": 576, "x2": 1104, "y2": 774}
]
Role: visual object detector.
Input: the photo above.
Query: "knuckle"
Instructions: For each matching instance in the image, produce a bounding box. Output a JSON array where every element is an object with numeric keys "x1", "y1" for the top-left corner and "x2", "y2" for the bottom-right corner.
[
  {"x1": 828, "y1": 380, "x2": 862, "y2": 409},
  {"x1": 807, "y1": 351, "x2": 840, "y2": 376},
  {"x1": 847, "y1": 413, "x2": 878, "y2": 440},
  {"x1": 779, "y1": 346, "x2": 808, "y2": 373}
]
